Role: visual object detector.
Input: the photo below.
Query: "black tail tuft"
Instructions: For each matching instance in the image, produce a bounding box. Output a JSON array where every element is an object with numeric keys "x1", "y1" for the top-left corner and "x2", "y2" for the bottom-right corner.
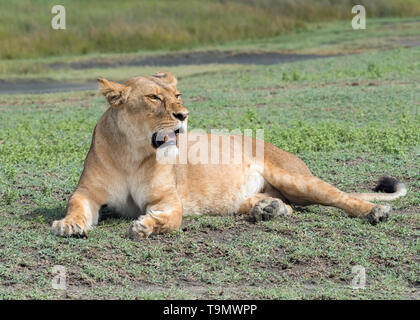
[{"x1": 374, "y1": 177, "x2": 399, "y2": 193}]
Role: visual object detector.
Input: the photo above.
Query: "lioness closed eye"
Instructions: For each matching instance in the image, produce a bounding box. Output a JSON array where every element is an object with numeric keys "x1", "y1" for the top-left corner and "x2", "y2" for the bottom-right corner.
[{"x1": 51, "y1": 71, "x2": 407, "y2": 239}]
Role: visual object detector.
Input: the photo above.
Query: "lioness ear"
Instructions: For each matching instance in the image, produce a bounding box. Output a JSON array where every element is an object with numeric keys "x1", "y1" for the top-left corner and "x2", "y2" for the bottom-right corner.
[
  {"x1": 97, "y1": 78, "x2": 131, "y2": 108},
  {"x1": 152, "y1": 71, "x2": 177, "y2": 86}
]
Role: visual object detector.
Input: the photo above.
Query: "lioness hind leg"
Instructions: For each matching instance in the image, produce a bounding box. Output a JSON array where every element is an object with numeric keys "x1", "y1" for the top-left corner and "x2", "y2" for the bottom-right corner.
[
  {"x1": 238, "y1": 193, "x2": 292, "y2": 222},
  {"x1": 263, "y1": 164, "x2": 391, "y2": 224}
]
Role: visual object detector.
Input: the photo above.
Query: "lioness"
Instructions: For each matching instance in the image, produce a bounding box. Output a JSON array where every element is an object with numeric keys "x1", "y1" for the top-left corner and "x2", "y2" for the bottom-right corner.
[{"x1": 51, "y1": 72, "x2": 407, "y2": 238}]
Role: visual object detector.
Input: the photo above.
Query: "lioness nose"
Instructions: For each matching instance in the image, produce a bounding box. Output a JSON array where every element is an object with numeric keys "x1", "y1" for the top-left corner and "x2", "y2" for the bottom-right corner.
[{"x1": 173, "y1": 112, "x2": 189, "y2": 121}]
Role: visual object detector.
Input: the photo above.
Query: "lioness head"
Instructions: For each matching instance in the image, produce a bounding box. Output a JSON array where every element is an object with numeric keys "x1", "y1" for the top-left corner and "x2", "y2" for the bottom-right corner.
[{"x1": 97, "y1": 71, "x2": 188, "y2": 153}]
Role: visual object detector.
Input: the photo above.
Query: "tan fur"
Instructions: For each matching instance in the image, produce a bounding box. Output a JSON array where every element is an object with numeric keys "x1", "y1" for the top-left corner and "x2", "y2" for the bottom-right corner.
[{"x1": 51, "y1": 72, "x2": 404, "y2": 238}]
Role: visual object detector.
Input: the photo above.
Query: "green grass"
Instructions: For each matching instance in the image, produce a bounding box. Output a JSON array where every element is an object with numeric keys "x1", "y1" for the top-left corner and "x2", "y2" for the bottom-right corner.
[
  {"x1": 1, "y1": 0, "x2": 419, "y2": 59},
  {"x1": 0, "y1": 43, "x2": 419, "y2": 299}
]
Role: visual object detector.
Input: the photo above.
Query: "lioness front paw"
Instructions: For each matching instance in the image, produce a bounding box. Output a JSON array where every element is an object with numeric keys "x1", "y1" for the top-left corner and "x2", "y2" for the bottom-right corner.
[
  {"x1": 129, "y1": 217, "x2": 153, "y2": 240},
  {"x1": 249, "y1": 198, "x2": 289, "y2": 223},
  {"x1": 51, "y1": 217, "x2": 89, "y2": 237},
  {"x1": 366, "y1": 205, "x2": 392, "y2": 225}
]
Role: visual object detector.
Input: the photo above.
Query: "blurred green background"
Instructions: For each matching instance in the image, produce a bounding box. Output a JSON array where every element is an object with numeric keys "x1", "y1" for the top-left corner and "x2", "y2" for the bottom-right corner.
[{"x1": 1, "y1": 0, "x2": 420, "y2": 59}]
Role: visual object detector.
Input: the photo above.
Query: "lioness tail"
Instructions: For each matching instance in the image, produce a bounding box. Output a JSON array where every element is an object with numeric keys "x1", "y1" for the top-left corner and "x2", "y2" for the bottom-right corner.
[{"x1": 350, "y1": 177, "x2": 407, "y2": 201}]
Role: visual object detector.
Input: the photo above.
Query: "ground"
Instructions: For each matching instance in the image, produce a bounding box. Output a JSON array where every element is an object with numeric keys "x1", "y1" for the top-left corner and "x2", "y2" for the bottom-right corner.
[{"x1": 0, "y1": 18, "x2": 419, "y2": 299}]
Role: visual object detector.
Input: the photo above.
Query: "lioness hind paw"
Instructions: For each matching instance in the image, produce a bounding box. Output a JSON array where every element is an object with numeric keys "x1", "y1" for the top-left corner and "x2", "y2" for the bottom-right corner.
[
  {"x1": 366, "y1": 205, "x2": 392, "y2": 225},
  {"x1": 249, "y1": 198, "x2": 289, "y2": 223}
]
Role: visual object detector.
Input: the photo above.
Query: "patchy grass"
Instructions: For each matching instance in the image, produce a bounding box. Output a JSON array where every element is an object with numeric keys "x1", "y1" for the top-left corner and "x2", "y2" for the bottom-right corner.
[{"x1": 0, "y1": 45, "x2": 419, "y2": 299}]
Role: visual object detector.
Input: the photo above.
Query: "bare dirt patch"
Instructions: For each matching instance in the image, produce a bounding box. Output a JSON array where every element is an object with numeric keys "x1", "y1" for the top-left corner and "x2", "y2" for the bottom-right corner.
[
  {"x1": 50, "y1": 50, "x2": 333, "y2": 70},
  {"x1": 0, "y1": 79, "x2": 98, "y2": 95},
  {"x1": 0, "y1": 51, "x2": 333, "y2": 95}
]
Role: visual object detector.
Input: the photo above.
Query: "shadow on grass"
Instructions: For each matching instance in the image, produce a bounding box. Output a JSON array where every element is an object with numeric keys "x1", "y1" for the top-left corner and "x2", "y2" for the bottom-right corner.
[
  {"x1": 23, "y1": 204, "x2": 128, "y2": 225},
  {"x1": 22, "y1": 205, "x2": 65, "y2": 223}
]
